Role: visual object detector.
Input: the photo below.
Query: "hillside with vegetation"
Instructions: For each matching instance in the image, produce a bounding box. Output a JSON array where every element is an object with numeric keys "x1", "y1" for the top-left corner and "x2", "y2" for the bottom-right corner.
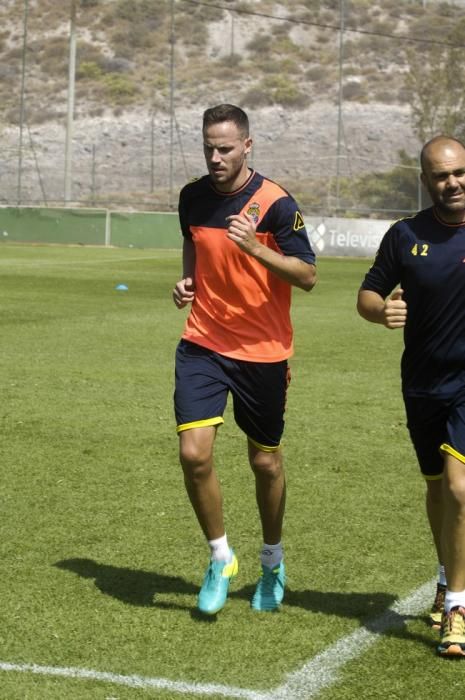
[
  {"x1": 2, "y1": 0, "x2": 465, "y2": 123},
  {"x1": 3, "y1": 0, "x2": 465, "y2": 214}
]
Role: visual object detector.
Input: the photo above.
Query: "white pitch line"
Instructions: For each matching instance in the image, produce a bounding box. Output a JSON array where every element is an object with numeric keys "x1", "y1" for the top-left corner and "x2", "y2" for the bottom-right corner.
[
  {"x1": 0, "y1": 662, "x2": 269, "y2": 700},
  {"x1": 269, "y1": 578, "x2": 436, "y2": 700},
  {"x1": 0, "y1": 579, "x2": 435, "y2": 700}
]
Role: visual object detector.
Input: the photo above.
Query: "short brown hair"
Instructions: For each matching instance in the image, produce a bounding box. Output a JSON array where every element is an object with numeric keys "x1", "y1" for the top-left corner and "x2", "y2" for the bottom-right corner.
[{"x1": 202, "y1": 104, "x2": 249, "y2": 138}]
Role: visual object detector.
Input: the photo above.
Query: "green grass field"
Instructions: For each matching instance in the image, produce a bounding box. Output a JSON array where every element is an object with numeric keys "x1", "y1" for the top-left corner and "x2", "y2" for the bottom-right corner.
[{"x1": 0, "y1": 244, "x2": 457, "y2": 699}]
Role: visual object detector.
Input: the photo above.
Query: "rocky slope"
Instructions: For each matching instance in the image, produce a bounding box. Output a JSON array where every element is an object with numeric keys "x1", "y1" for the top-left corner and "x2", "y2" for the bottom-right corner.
[
  {"x1": 3, "y1": 0, "x2": 462, "y2": 212},
  {"x1": 6, "y1": 100, "x2": 418, "y2": 213}
]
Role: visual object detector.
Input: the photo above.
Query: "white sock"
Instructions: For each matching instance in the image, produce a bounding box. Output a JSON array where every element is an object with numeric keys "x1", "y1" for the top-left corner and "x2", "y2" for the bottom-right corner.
[
  {"x1": 438, "y1": 564, "x2": 447, "y2": 587},
  {"x1": 260, "y1": 541, "x2": 283, "y2": 569},
  {"x1": 208, "y1": 534, "x2": 231, "y2": 562},
  {"x1": 444, "y1": 588, "x2": 465, "y2": 613}
]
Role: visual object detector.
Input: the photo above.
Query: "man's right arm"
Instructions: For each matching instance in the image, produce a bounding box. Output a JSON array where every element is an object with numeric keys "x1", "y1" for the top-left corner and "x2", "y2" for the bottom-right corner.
[
  {"x1": 173, "y1": 238, "x2": 196, "y2": 309},
  {"x1": 357, "y1": 288, "x2": 407, "y2": 329}
]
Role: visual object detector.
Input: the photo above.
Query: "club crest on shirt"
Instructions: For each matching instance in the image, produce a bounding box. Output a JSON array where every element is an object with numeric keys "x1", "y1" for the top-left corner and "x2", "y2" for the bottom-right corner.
[{"x1": 246, "y1": 202, "x2": 260, "y2": 224}]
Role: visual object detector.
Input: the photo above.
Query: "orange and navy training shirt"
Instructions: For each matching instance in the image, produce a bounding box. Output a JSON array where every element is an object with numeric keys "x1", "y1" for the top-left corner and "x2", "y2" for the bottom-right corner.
[{"x1": 178, "y1": 170, "x2": 316, "y2": 362}]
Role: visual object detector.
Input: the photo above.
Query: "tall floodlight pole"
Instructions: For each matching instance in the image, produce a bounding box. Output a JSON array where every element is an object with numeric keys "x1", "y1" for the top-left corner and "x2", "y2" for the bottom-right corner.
[
  {"x1": 335, "y1": 0, "x2": 344, "y2": 212},
  {"x1": 64, "y1": 0, "x2": 77, "y2": 203},
  {"x1": 17, "y1": 0, "x2": 29, "y2": 205},
  {"x1": 169, "y1": 0, "x2": 175, "y2": 209}
]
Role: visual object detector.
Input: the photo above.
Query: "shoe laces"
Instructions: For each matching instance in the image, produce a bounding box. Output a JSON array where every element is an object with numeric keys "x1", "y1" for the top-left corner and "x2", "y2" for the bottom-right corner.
[
  {"x1": 205, "y1": 560, "x2": 223, "y2": 584},
  {"x1": 259, "y1": 566, "x2": 282, "y2": 594},
  {"x1": 443, "y1": 606, "x2": 465, "y2": 635}
]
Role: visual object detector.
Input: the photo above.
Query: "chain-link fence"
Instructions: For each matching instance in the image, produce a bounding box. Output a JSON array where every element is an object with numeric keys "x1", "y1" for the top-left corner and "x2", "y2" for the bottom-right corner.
[{"x1": 3, "y1": 0, "x2": 462, "y2": 216}]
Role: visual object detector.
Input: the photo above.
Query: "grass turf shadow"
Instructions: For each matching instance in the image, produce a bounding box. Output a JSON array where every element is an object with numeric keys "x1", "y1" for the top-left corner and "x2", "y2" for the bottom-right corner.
[
  {"x1": 54, "y1": 557, "x2": 198, "y2": 609},
  {"x1": 55, "y1": 558, "x2": 437, "y2": 649}
]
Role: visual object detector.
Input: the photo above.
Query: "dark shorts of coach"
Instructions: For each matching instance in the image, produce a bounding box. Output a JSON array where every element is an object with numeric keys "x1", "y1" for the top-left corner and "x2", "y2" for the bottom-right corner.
[
  {"x1": 174, "y1": 339, "x2": 290, "y2": 451},
  {"x1": 405, "y1": 389, "x2": 465, "y2": 479}
]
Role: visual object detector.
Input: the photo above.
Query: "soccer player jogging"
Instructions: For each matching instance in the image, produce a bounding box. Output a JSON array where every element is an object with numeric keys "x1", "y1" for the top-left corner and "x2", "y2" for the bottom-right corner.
[
  {"x1": 357, "y1": 135, "x2": 465, "y2": 656},
  {"x1": 172, "y1": 104, "x2": 317, "y2": 615}
]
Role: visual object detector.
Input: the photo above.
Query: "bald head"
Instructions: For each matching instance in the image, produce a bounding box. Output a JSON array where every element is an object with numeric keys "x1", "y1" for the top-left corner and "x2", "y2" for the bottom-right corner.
[
  {"x1": 420, "y1": 135, "x2": 465, "y2": 173},
  {"x1": 420, "y1": 135, "x2": 465, "y2": 223}
]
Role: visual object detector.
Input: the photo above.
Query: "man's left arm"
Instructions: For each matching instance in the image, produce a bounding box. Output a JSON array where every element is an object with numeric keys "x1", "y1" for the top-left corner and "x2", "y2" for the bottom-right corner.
[{"x1": 226, "y1": 213, "x2": 316, "y2": 291}]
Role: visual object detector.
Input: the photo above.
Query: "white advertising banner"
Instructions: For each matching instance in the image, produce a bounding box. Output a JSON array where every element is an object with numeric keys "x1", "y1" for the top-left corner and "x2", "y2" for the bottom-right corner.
[{"x1": 305, "y1": 216, "x2": 395, "y2": 258}]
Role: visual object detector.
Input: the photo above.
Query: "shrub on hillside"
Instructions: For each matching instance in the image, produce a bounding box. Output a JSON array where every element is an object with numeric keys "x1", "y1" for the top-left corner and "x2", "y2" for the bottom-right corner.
[
  {"x1": 77, "y1": 61, "x2": 102, "y2": 80},
  {"x1": 241, "y1": 75, "x2": 310, "y2": 109},
  {"x1": 103, "y1": 74, "x2": 138, "y2": 103}
]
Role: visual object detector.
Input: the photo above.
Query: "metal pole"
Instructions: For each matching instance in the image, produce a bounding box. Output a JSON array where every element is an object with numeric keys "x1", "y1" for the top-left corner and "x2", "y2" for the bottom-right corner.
[
  {"x1": 230, "y1": 11, "x2": 234, "y2": 56},
  {"x1": 91, "y1": 143, "x2": 96, "y2": 206},
  {"x1": 17, "y1": 0, "x2": 29, "y2": 206},
  {"x1": 169, "y1": 0, "x2": 175, "y2": 209},
  {"x1": 150, "y1": 109, "x2": 155, "y2": 192},
  {"x1": 335, "y1": 0, "x2": 344, "y2": 212},
  {"x1": 64, "y1": 0, "x2": 77, "y2": 203},
  {"x1": 27, "y1": 123, "x2": 47, "y2": 204}
]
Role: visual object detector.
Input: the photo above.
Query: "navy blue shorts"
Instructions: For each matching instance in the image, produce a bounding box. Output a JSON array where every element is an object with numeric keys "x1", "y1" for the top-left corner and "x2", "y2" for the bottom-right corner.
[
  {"x1": 174, "y1": 339, "x2": 290, "y2": 450},
  {"x1": 405, "y1": 391, "x2": 465, "y2": 479}
]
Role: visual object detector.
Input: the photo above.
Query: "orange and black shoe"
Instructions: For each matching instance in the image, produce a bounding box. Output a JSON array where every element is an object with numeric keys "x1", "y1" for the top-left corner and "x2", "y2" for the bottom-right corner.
[
  {"x1": 437, "y1": 606, "x2": 465, "y2": 657},
  {"x1": 429, "y1": 582, "x2": 446, "y2": 630}
]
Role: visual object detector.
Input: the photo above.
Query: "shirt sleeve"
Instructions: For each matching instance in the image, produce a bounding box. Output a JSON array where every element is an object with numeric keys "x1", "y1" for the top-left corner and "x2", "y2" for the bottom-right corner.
[
  {"x1": 262, "y1": 195, "x2": 316, "y2": 264},
  {"x1": 361, "y1": 224, "x2": 402, "y2": 298},
  {"x1": 178, "y1": 185, "x2": 192, "y2": 239}
]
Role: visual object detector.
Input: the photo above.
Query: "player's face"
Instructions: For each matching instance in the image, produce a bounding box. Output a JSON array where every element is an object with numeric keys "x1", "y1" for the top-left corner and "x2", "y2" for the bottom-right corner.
[
  {"x1": 203, "y1": 120, "x2": 252, "y2": 193},
  {"x1": 421, "y1": 141, "x2": 465, "y2": 223}
]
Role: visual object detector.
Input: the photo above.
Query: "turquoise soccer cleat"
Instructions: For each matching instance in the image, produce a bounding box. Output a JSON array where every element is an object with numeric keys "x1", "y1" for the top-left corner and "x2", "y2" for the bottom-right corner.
[
  {"x1": 197, "y1": 550, "x2": 238, "y2": 615},
  {"x1": 251, "y1": 561, "x2": 286, "y2": 611}
]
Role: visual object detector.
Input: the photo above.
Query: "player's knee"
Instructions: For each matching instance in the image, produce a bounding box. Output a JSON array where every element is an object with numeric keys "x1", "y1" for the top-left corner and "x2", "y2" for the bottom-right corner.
[
  {"x1": 250, "y1": 451, "x2": 283, "y2": 479},
  {"x1": 446, "y1": 475, "x2": 465, "y2": 507},
  {"x1": 179, "y1": 440, "x2": 212, "y2": 475},
  {"x1": 443, "y1": 459, "x2": 465, "y2": 506},
  {"x1": 180, "y1": 456, "x2": 213, "y2": 487}
]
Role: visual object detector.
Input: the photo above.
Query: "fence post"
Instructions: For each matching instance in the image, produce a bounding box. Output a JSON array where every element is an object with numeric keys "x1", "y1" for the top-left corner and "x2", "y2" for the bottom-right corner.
[{"x1": 105, "y1": 209, "x2": 111, "y2": 246}]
